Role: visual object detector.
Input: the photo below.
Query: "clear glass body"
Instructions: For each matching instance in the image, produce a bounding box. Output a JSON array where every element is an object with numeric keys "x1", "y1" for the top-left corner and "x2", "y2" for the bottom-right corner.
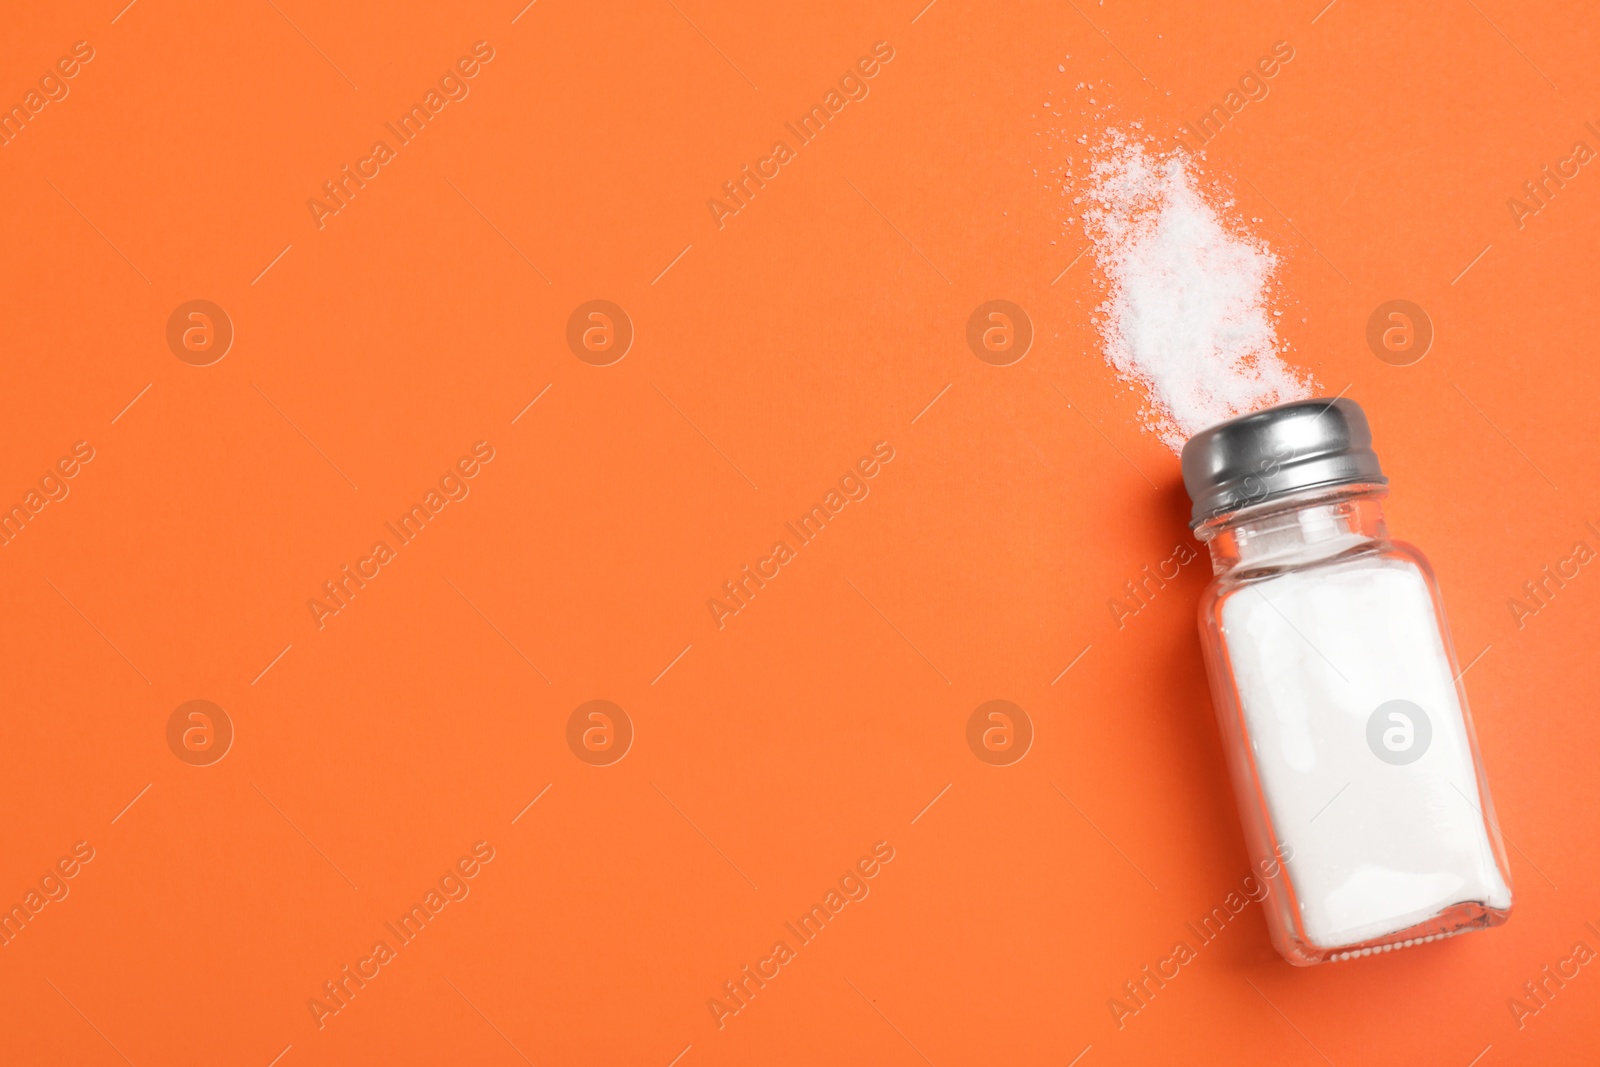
[{"x1": 1195, "y1": 484, "x2": 1513, "y2": 965}]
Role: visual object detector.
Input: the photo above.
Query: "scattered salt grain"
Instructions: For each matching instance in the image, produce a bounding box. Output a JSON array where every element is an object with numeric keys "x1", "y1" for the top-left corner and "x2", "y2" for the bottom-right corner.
[{"x1": 1081, "y1": 133, "x2": 1313, "y2": 450}]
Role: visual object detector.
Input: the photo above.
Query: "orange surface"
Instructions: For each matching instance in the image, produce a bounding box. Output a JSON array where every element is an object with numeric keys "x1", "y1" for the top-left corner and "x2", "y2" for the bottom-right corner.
[{"x1": 1, "y1": 1, "x2": 1598, "y2": 1064}]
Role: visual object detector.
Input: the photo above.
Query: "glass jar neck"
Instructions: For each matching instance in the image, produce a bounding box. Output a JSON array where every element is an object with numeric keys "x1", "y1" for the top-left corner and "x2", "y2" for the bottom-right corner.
[{"x1": 1197, "y1": 484, "x2": 1389, "y2": 577}]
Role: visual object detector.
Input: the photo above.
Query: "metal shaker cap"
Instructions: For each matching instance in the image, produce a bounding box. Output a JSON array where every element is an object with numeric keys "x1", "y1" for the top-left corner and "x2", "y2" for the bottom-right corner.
[{"x1": 1180, "y1": 397, "x2": 1387, "y2": 528}]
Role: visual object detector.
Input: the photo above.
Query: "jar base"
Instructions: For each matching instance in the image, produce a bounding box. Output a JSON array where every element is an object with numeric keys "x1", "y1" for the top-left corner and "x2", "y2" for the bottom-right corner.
[{"x1": 1275, "y1": 900, "x2": 1513, "y2": 966}]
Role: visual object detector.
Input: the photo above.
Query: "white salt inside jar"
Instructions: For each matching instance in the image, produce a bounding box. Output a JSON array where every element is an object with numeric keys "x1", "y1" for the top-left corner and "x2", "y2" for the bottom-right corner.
[{"x1": 1221, "y1": 557, "x2": 1511, "y2": 947}]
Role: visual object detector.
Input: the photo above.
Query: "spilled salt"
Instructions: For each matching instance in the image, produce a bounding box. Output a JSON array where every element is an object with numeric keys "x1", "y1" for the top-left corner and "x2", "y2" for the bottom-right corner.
[{"x1": 1080, "y1": 134, "x2": 1313, "y2": 450}]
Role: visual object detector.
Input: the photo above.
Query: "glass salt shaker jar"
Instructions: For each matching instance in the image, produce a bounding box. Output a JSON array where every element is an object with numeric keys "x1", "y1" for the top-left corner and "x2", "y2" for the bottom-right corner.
[{"x1": 1181, "y1": 398, "x2": 1513, "y2": 965}]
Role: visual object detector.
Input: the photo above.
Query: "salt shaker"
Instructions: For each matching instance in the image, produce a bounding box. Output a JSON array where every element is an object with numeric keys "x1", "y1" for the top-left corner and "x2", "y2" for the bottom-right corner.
[{"x1": 1182, "y1": 398, "x2": 1513, "y2": 965}]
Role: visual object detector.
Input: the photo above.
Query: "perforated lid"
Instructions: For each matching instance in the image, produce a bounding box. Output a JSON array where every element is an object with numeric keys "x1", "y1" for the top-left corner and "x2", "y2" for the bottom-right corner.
[{"x1": 1180, "y1": 398, "x2": 1387, "y2": 527}]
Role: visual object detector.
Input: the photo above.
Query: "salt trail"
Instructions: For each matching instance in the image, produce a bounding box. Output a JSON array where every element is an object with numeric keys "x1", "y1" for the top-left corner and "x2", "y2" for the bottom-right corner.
[{"x1": 1081, "y1": 137, "x2": 1313, "y2": 450}]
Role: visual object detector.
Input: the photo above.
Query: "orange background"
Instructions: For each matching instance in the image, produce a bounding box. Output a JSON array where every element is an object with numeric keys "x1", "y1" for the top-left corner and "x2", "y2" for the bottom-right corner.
[{"x1": 2, "y1": 1, "x2": 1598, "y2": 1064}]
